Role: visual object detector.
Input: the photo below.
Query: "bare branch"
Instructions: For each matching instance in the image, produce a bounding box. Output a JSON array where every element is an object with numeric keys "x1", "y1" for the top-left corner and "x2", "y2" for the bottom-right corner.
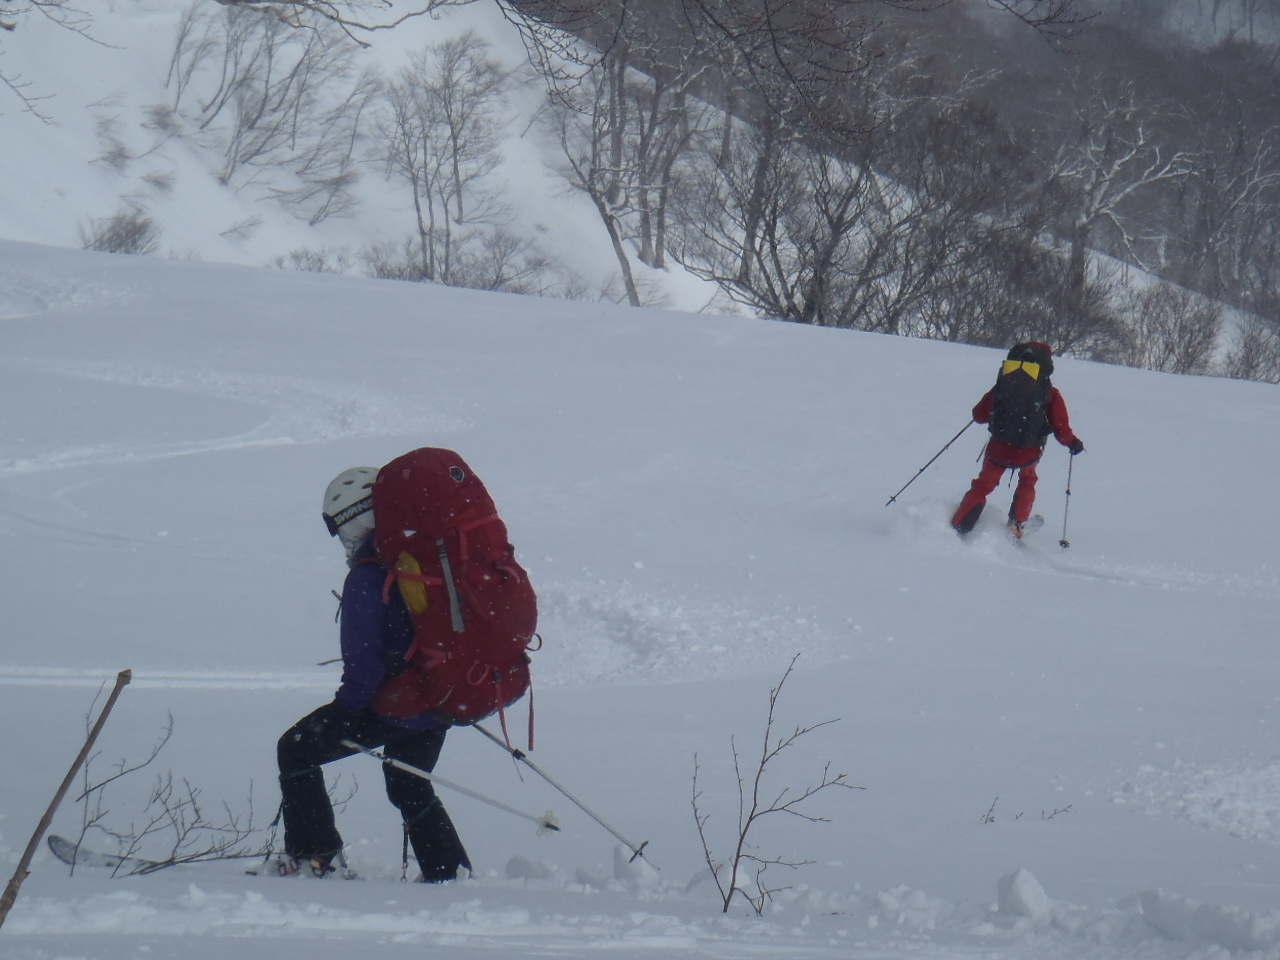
[
  {"x1": 692, "y1": 652, "x2": 862, "y2": 915},
  {"x1": 983, "y1": 0, "x2": 1093, "y2": 41},
  {"x1": 211, "y1": 0, "x2": 476, "y2": 47},
  {"x1": 65, "y1": 717, "x2": 281, "y2": 877}
]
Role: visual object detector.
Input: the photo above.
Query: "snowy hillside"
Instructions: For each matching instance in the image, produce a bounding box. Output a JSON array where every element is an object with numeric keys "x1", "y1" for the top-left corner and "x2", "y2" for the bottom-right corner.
[
  {"x1": 2, "y1": 239, "x2": 1280, "y2": 959},
  {"x1": 1, "y1": 0, "x2": 709, "y2": 307}
]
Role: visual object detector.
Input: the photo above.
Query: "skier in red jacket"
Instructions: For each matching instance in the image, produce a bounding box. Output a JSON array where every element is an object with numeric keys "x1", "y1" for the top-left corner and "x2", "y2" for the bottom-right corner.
[{"x1": 951, "y1": 342, "x2": 1084, "y2": 538}]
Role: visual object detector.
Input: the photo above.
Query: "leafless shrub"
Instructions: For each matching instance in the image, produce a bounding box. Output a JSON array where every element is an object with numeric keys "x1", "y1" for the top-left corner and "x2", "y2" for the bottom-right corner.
[
  {"x1": 1223, "y1": 313, "x2": 1280, "y2": 384},
  {"x1": 363, "y1": 237, "x2": 431, "y2": 282},
  {"x1": 269, "y1": 246, "x2": 356, "y2": 273},
  {"x1": 69, "y1": 714, "x2": 268, "y2": 877},
  {"x1": 142, "y1": 102, "x2": 183, "y2": 137},
  {"x1": 361, "y1": 232, "x2": 581, "y2": 298},
  {"x1": 81, "y1": 207, "x2": 162, "y2": 255},
  {"x1": 449, "y1": 229, "x2": 560, "y2": 295},
  {"x1": 91, "y1": 115, "x2": 133, "y2": 171},
  {"x1": 981, "y1": 796, "x2": 1071, "y2": 823},
  {"x1": 141, "y1": 170, "x2": 176, "y2": 195},
  {"x1": 981, "y1": 797, "x2": 999, "y2": 823},
  {"x1": 692, "y1": 653, "x2": 861, "y2": 916},
  {"x1": 219, "y1": 215, "x2": 262, "y2": 240},
  {"x1": 1114, "y1": 283, "x2": 1222, "y2": 374}
]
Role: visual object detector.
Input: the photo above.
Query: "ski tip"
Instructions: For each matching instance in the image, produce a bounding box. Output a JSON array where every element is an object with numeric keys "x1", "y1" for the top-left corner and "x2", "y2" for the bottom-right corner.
[{"x1": 47, "y1": 834, "x2": 74, "y2": 861}]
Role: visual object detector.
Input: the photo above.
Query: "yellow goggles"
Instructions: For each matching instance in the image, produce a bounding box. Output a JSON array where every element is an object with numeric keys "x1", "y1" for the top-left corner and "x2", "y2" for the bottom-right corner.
[{"x1": 1002, "y1": 359, "x2": 1041, "y2": 380}]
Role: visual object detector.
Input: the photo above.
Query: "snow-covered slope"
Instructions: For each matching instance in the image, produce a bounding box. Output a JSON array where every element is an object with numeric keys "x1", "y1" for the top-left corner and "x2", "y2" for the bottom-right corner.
[
  {"x1": 1, "y1": 0, "x2": 696, "y2": 305},
  {"x1": 2, "y1": 239, "x2": 1280, "y2": 959}
]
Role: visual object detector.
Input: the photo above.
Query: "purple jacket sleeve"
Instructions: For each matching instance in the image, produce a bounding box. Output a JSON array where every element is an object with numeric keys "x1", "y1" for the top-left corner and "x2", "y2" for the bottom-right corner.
[{"x1": 334, "y1": 562, "x2": 393, "y2": 711}]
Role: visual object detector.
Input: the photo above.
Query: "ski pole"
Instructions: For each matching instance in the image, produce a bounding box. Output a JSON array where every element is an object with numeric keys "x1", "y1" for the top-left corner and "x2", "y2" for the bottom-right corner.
[
  {"x1": 1059, "y1": 455, "x2": 1074, "y2": 549},
  {"x1": 0, "y1": 669, "x2": 132, "y2": 931},
  {"x1": 340, "y1": 739, "x2": 559, "y2": 835},
  {"x1": 473, "y1": 724, "x2": 655, "y2": 867},
  {"x1": 885, "y1": 420, "x2": 975, "y2": 506}
]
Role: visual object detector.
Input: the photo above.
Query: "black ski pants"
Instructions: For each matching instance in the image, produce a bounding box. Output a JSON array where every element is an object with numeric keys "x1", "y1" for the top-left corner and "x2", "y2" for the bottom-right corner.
[{"x1": 277, "y1": 703, "x2": 471, "y2": 882}]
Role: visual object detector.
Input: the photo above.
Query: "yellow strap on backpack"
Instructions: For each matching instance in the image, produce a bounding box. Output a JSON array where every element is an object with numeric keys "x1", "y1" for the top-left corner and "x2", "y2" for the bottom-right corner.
[
  {"x1": 1002, "y1": 359, "x2": 1041, "y2": 380},
  {"x1": 395, "y1": 552, "x2": 430, "y2": 615}
]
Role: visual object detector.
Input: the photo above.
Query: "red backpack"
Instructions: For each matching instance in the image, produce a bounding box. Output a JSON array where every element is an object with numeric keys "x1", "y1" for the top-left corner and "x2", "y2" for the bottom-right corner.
[{"x1": 368, "y1": 448, "x2": 538, "y2": 729}]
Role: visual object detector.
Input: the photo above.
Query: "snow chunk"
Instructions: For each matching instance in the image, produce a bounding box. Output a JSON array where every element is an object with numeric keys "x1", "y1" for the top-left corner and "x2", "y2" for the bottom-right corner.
[
  {"x1": 613, "y1": 844, "x2": 660, "y2": 891},
  {"x1": 1139, "y1": 890, "x2": 1278, "y2": 952},
  {"x1": 505, "y1": 855, "x2": 553, "y2": 881},
  {"x1": 996, "y1": 868, "x2": 1052, "y2": 920}
]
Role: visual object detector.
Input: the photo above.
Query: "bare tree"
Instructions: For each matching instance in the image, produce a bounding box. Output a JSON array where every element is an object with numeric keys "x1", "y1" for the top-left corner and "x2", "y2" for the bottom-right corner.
[
  {"x1": 212, "y1": 0, "x2": 474, "y2": 46},
  {"x1": 546, "y1": 65, "x2": 644, "y2": 305},
  {"x1": 166, "y1": 2, "x2": 375, "y2": 222},
  {"x1": 669, "y1": 76, "x2": 978, "y2": 331},
  {"x1": 418, "y1": 30, "x2": 509, "y2": 224},
  {"x1": 1171, "y1": 107, "x2": 1280, "y2": 305},
  {"x1": 214, "y1": 0, "x2": 1092, "y2": 53},
  {"x1": 623, "y1": 56, "x2": 715, "y2": 268},
  {"x1": 1199, "y1": 0, "x2": 1280, "y2": 43},
  {"x1": 375, "y1": 30, "x2": 510, "y2": 283},
  {"x1": 673, "y1": 118, "x2": 887, "y2": 327},
  {"x1": 3, "y1": 0, "x2": 1089, "y2": 122},
  {"x1": 0, "y1": 0, "x2": 94, "y2": 118},
  {"x1": 499, "y1": 0, "x2": 1091, "y2": 145},
  {"x1": 275, "y1": 71, "x2": 378, "y2": 224},
  {"x1": 378, "y1": 77, "x2": 445, "y2": 278},
  {"x1": 1045, "y1": 82, "x2": 1198, "y2": 306}
]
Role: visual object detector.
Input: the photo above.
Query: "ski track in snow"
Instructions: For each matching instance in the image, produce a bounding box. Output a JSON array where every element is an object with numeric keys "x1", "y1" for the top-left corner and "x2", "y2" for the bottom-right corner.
[
  {"x1": 892, "y1": 500, "x2": 1280, "y2": 601},
  {"x1": 0, "y1": 666, "x2": 333, "y2": 690},
  {"x1": 0, "y1": 358, "x2": 468, "y2": 478},
  {"x1": 535, "y1": 580, "x2": 837, "y2": 686},
  {"x1": 0, "y1": 579, "x2": 833, "y2": 692},
  {"x1": 0, "y1": 262, "x2": 139, "y2": 321}
]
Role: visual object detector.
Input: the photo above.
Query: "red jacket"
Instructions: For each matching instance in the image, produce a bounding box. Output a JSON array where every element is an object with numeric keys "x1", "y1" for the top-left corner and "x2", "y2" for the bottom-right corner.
[{"x1": 973, "y1": 386, "x2": 1078, "y2": 468}]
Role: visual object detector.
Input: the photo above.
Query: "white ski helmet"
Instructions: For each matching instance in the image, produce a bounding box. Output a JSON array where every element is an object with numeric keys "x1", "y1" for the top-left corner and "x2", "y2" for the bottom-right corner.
[{"x1": 322, "y1": 466, "x2": 377, "y2": 545}]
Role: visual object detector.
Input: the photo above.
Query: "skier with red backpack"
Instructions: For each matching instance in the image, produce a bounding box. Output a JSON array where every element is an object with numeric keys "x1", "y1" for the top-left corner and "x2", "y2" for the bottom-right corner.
[
  {"x1": 951, "y1": 342, "x2": 1084, "y2": 538},
  {"x1": 276, "y1": 448, "x2": 537, "y2": 880}
]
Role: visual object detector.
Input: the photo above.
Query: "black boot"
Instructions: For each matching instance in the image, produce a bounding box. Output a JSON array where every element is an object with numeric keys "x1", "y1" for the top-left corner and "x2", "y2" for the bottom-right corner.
[
  {"x1": 406, "y1": 801, "x2": 472, "y2": 883},
  {"x1": 953, "y1": 502, "x2": 984, "y2": 536}
]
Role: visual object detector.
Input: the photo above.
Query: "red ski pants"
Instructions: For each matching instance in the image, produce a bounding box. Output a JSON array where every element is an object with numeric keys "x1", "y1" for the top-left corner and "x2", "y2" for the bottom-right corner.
[{"x1": 952, "y1": 455, "x2": 1040, "y2": 529}]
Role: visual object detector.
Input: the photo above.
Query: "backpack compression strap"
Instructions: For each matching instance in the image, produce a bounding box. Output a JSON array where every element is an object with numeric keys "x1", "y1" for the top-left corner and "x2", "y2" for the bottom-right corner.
[{"x1": 435, "y1": 540, "x2": 466, "y2": 633}]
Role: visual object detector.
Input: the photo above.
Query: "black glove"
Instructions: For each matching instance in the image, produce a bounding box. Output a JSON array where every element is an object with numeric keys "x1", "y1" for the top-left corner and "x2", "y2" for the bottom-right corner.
[{"x1": 1069, "y1": 438, "x2": 1085, "y2": 456}]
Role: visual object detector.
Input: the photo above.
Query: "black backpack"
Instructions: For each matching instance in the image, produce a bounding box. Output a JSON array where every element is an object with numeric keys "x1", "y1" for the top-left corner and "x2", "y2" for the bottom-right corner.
[{"x1": 989, "y1": 343, "x2": 1053, "y2": 448}]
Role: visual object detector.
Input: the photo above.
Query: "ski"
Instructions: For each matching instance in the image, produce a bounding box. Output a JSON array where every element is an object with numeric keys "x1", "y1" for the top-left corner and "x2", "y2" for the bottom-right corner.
[
  {"x1": 1008, "y1": 514, "x2": 1045, "y2": 542},
  {"x1": 47, "y1": 834, "x2": 163, "y2": 874}
]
